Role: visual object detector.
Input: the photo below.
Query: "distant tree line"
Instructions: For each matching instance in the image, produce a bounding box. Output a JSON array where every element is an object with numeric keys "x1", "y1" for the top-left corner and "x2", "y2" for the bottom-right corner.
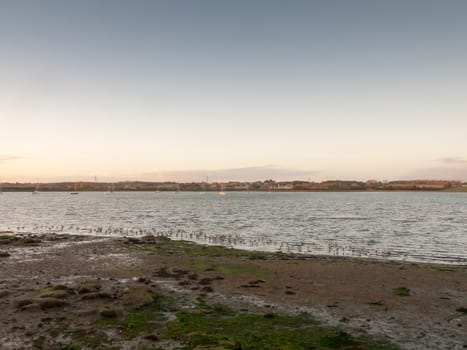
[{"x1": 0, "y1": 180, "x2": 465, "y2": 192}]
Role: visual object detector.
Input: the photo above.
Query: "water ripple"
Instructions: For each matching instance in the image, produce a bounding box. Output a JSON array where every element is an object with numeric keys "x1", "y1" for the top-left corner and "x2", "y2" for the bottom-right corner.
[{"x1": 0, "y1": 191, "x2": 466, "y2": 264}]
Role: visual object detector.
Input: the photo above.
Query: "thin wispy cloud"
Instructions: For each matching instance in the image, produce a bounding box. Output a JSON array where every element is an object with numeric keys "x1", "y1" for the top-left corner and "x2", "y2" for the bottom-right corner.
[
  {"x1": 143, "y1": 165, "x2": 318, "y2": 182},
  {"x1": 0, "y1": 155, "x2": 21, "y2": 162},
  {"x1": 405, "y1": 157, "x2": 467, "y2": 180},
  {"x1": 405, "y1": 166, "x2": 467, "y2": 181},
  {"x1": 439, "y1": 157, "x2": 467, "y2": 165}
]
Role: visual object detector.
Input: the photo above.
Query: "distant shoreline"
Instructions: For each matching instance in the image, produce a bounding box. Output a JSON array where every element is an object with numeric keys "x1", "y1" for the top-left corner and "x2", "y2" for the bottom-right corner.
[
  {"x1": 1, "y1": 189, "x2": 467, "y2": 193},
  {"x1": 1, "y1": 179, "x2": 466, "y2": 193}
]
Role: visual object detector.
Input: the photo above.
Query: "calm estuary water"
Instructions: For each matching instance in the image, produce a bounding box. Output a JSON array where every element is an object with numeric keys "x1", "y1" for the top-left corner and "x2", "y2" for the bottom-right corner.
[{"x1": 0, "y1": 191, "x2": 466, "y2": 264}]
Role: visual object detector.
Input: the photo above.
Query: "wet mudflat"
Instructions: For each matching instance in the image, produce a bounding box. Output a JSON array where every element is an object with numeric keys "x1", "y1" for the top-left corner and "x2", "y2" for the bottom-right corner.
[{"x1": 0, "y1": 233, "x2": 466, "y2": 349}]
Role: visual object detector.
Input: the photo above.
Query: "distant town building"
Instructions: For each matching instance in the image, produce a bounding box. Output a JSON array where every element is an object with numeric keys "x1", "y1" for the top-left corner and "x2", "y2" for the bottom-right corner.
[{"x1": 277, "y1": 183, "x2": 293, "y2": 190}]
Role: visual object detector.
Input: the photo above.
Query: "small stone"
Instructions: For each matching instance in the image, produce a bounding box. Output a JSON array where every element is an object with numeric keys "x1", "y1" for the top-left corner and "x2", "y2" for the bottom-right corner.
[
  {"x1": 199, "y1": 278, "x2": 212, "y2": 285},
  {"x1": 144, "y1": 334, "x2": 159, "y2": 341},
  {"x1": 99, "y1": 307, "x2": 118, "y2": 318},
  {"x1": 187, "y1": 273, "x2": 198, "y2": 280}
]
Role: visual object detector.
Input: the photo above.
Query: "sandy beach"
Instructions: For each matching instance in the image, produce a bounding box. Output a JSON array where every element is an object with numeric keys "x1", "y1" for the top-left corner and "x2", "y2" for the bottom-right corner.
[{"x1": 0, "y1": 233, "x2": 466, "y2": 350}]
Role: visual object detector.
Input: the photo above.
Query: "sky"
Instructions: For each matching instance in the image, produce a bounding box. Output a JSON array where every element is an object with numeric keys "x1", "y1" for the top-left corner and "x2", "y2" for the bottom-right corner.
[{"x1": 1, "y1": 0, "x2": 467, "y2": 182}]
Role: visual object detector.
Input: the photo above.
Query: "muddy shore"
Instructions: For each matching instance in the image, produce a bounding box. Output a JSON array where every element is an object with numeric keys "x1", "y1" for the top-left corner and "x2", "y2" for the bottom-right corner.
[{"x1": 0, "y1": 233, "x2": 466, "y2": 350}]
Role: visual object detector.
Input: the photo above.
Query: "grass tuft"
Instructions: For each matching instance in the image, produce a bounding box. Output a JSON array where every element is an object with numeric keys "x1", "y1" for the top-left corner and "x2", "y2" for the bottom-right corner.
[{"x1": 393, "y1": 287, "x2": 411, "y2": 297}]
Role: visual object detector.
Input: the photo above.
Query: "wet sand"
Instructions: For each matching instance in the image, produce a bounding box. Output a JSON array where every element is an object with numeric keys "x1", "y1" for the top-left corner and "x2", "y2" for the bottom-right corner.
[{"x1": 0, "y1": 233, "x2": 466, "y2": 349}]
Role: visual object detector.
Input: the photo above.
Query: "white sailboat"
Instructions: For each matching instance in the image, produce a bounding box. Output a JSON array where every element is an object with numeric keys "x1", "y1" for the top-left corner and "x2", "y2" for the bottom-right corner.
[{"x1": 219, "y1": 184, "x2": 226, "y2": 196}]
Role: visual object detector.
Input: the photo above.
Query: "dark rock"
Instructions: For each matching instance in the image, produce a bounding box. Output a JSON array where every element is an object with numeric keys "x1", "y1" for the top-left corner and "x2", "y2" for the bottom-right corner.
[
  {"x1": 187, "y1": 273, "x2": 198, "y2": 280},
  {"x1": 153, "y1": 267, "x2": 173, "y2": 278},
  {"x1": 124, "y1": 237, "x2": 143, "y2": 244},
  {"x1": 144, "y1": 334, "x2": 159, "y2": 341},
  {"x1": 99, "y1": 307, "x2": 118, "y2": 318},
  {"x1": 251, "y1": 280, "x2": 265, "y2": 284},
  {"x1": 199, "y1": 278, "x2": 212, "y2": 285},
  {"x1": 173, "y1": 269, "x2": 188, "y2": 276}
]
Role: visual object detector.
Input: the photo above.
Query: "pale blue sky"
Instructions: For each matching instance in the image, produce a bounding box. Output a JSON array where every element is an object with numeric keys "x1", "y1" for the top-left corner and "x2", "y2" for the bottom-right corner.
[{"x1": 1, "y1": 0, "x2": 467, "y2": 182}]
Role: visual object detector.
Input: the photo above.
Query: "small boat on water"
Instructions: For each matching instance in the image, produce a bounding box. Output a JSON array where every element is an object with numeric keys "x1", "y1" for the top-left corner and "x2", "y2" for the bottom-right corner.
[{"x1": 219, "y1": 184, "x2": 226, "y2": 196}]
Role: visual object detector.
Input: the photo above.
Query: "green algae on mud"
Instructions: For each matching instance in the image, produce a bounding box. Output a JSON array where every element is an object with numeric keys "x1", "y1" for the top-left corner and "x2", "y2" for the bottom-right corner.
[
  {"x1": 190, "y1": 260, "x2": 265, "y2": 278},
  {"x1": 91, "y1": 298, "x2": 400, "y2": 350},
  {"x1": 95, "y1": 289, "x2": 177, "y2": 340},
  {"x1": 0, "y1": 235, "x2": 411, "y2": 350},
  {"x1": 0, "y1": 234, "x2": 41, "y2": 246},
  {"x1": 70, "y1": 329, "x2": 114, "y2": 350},
  {"x1": 392, "y1": 287, "x2": 411, "y2": 297},
  {"x1": 124, "y1": 237, "x2": 271, "y2": 259},
  {"x1": 162, "y1": 303, "x2": 400, "y2": 350}
]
